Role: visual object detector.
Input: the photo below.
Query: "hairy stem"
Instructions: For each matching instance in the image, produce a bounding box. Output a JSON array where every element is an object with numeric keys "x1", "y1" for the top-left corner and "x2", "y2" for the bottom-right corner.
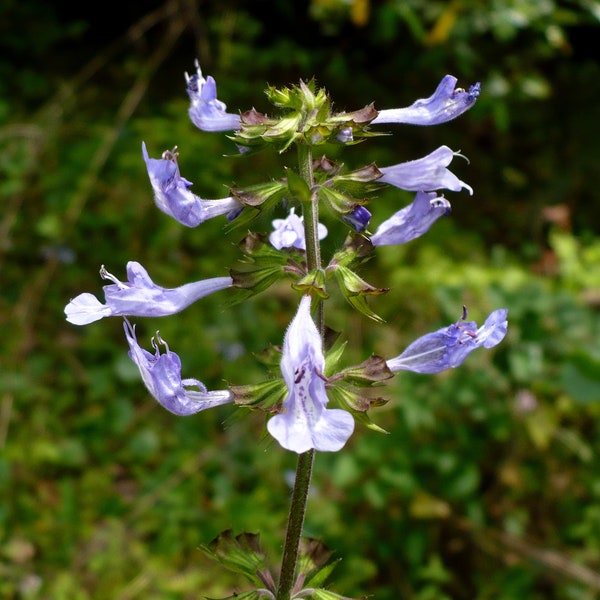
[{"x1": 275, "y1": 142, "x2": 321, "y2": 600}]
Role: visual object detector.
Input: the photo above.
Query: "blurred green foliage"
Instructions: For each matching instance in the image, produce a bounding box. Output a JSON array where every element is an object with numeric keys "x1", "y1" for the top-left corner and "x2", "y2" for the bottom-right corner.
[{"x1": 2, "y1": 0, "x2": 600, "y2": 598}]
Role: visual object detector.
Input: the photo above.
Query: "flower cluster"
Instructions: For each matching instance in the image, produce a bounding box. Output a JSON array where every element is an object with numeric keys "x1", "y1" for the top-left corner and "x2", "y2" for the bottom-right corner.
[{"x1": 65, "y1": 64, "x2": 507, "y2": 455}]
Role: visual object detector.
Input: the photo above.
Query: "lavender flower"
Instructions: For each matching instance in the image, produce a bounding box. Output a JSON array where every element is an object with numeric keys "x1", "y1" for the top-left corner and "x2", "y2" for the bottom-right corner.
[
  {"x1": 387, "y1": 308, "x2": 508, "y2": 374},
  {"x1": 65, "y1": 262, "x2": 232, "y2": 325},
  {"x1": 372, "y1": 75, "x2": 480, "y2": 126},
  {"x1": 267, "y1": 296, "x2": 355, "y2": 453},
  {"x1": 124, "y1": 319, "x2": 233, "y2": 416},
  {"x1": 269, "y1": 208, "x2": 327, "y2": 251},
  {"x1": 185, "y1": 60, "x2": 242, "y2": 132},
  {"x1": 370, "y1": 191, "x2": 451, "y2": 246},
  {"x1": 142, "y1": 142, "x2": 241, "y2": 227},
  {"x1": 379, "y1": 146, "x2": 473, "y2": 195}
]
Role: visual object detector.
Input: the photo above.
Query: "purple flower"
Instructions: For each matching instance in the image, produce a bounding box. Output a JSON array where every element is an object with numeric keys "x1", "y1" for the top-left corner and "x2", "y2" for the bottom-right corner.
[
  {"x1": 142, "y1": 142, "x2": 241, "y2": 227},
  {"x1": 372, "y1": 75, "x2": 480, "y2": 126},
  {"x1": 342, "y1": 205, "x2": 372, "y2": 232},
  {"x1": 269, "y1": 208, "x2": 327, "y2": 251},
  {"x1": 379, "y1": 146, "x2": 473, "y2": 195},
  {"x1": 267, "y1": 296, "x2": 355, "y2": 453},
  {"x1": 124, "y1": 319, "x2": 233, "y2": 416},
  {"x1": 185, "y1": 60, "x2": 241, "y2": 132},
  {"x1": 386, "y1": 308, "x2": 508, "y2": 374},
  {"x1": 370, "y1": 191, "x2": 451, "y2": 246},
  {"x1": 65, "y1": 261, "x2": 232, "y2": 325}
]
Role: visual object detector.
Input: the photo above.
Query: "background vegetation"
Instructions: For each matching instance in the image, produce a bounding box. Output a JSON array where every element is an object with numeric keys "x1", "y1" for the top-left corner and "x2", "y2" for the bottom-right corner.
[{"x1": 3, "y1": 0, "x2": 600, "y2": 598}]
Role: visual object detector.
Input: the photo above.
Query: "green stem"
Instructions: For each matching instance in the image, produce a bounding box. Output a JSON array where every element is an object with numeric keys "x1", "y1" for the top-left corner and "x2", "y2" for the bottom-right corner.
[
  {"x1": 275, "y1": 143, "x2": 322, "y2": 600},
  {"x1": 275, "y1": 449, "x2": 315, "y2": 600}
]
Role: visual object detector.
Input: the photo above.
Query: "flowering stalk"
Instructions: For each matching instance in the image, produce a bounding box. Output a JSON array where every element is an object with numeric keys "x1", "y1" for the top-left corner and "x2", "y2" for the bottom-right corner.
[{"x1": 275, "y1": 143, "x2": 319, "y2": 600}]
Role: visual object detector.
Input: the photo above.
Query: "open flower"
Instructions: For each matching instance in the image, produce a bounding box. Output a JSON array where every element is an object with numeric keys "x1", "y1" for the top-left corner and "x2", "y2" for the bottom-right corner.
[
  {"x1": 267, "y1": 296, "x2": 355, "y2": 453},
  {"x1": 269, "y1": 208, "x2": 327, "y2": 250},
  {"x1": 387, "y1": 308, "x2": 508, "y2": 374},
  {"x1": 185, "y1": 60, "x2": 242, "y2": 132},
  {"x1": 142, "y1": 142, "x2": 241, "y2": 227},
  {"x1": 65, "y1": 262, "x2": 232, "y2": 325},
  {"x1": 124, "y1": 319, "x2": 233, "y2": 416},
  {"x1": 370, "y1": 191, "x2": 451, "y2": 246},
  {"x1": 372, "y1": 75, "x2": 480, "y2": 126},
  {"x1": 379, "y1": 146, "x2": 473, "y2": 195}
]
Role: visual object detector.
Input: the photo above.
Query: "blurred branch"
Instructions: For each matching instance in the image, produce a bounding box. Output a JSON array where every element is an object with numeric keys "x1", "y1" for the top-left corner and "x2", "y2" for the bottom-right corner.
[{"x1": 454, "y1": 515, "x2": 600, "y2": 590}]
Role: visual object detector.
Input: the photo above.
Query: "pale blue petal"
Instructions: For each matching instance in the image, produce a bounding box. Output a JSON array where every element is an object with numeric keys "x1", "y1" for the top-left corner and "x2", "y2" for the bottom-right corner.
[
  {"x1": 185, "y1": 61, "x2": 241, "y2": 132},
  {"x1": 379, "y1": 146, "x2": 473, "y2": 194},
  {"x1": 370, "y1": 191, "x2": 451, "y2": 246},
  {"x1": 269, "y1": 296, "x2": 354, "y2": 453},
  {"x1": 387, "y1": 308, "x2": 508, "y2": 374},
  {"x1": 372, "y1": 75, "x2": 480, "y2": 126},
  {"x1": 142, "y1": 142, "x2": 241, "y2": 227},
  {"x1": 124, "y1": 319, "x2": 233, "y2": 415},
  {"x1": 65, "y1": 262, "x2": 232, "y2": 324}
]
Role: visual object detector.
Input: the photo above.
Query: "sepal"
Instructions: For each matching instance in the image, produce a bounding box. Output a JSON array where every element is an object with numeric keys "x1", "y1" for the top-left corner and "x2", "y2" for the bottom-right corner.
[
  {"x1": 331, "y1": 265, "x2": 388, "y2": 322},
  {"x1": 230, "y1": 180, "x2": 287, "y2": 209},
  {"x1": 318, "y1": 186, "x2": 365, "y2": 216},
  {"x1": 201, "y1": 530, "x2": 276, "y2": 598},
  {"x1": 229, "y1": 232, "x2": 306, "y2": 301},
  {"x1": 338, "y1": 354, "x2": 394, "y2": 385},
  {"x1": 293, "y1": 539, "x2": 364, "y2": 600},
  {"x1": 291, "y1": 268, "x2": 328, "y2": 299},
  {"x1": 327, "y1": 385, "x2": 389, "y2": 435},
  {"x1": 229, "y1": 378, "x2": 287, "y2": 410},
  {"x1": 329, "y1": 233, "x2": 375, "y2": 269}
]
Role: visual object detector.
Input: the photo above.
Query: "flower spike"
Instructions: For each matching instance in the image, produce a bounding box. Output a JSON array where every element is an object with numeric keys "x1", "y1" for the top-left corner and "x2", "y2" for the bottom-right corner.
[
  {"x1": 185, "y1": 60, "x2": 242, "y2": 132},
  {"x1": 379, "y1": 146, "x2": 473, "y2": 195},
  {"x1": 142, "y1": 142, "x2": 242, "y2": 227},
  {"x1": 267, "y1": 295, "x2": 355, "y2": 453},
  {"x1": 124, "y1": 319, "x2": 233, "y2": 416},
  {"x1": 65, "y1": 262, "x2": 232, "y2": 325},
  {"x1": 370, "y1": 191, "x2": 451, "y2": 246},
  {"x1": 386, "y1": 308, "x2": 508, "y2": 374},
  {"x1": 372, "y1": 75, "x2": 480, "y2": 126}
]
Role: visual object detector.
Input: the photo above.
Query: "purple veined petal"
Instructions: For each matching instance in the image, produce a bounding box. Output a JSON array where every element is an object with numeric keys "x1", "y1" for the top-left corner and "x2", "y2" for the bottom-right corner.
[
  {"x1": 184, "y1": 60, "x2": 242, "y2": 132},
  {"x1": 64, "y1": 261, "x2": 233, "y2": 324},
  {"x1": 372, "y1": 75, "x2": 481, "y2": 126},
  {"x1": 142, "y1": 142, "x2": 242, "y2": 227},
  {"x1": 267, "y1": 295, "x2": 355, "y2": 453},
  {"x1": 342, "y1": 205, "x2": 372, "y2": 232},
  {"x1": 378, "y1": 146, "x2": 473, "y2": 195},
  {"x1": 124, "y1": 319, "x2": 233, "y2": 416},
  {"x1": 386, "y1": 307, "x2": 508, "y2": 374},
  {"x1": 269, "y1": 208, "x2": 327, "y2": 251},
  {"x1": 370, "y1": 191, "x2": 451, "y2": 246}
]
